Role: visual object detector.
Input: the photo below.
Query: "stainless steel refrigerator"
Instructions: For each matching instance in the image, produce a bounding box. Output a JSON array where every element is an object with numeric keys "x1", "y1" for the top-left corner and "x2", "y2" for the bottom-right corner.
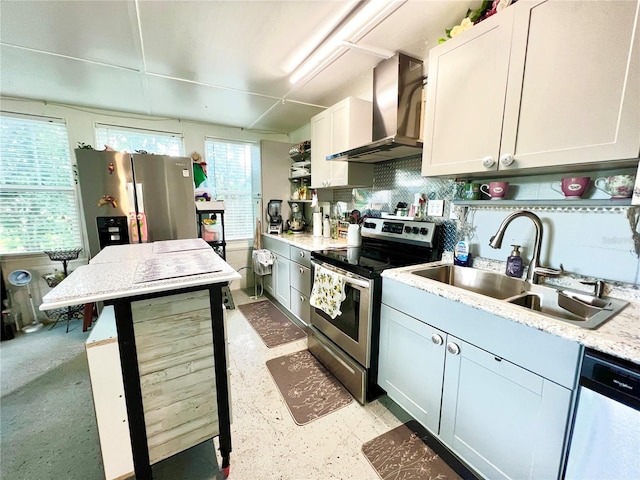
[{"x1": 75, "y1": 149, "x2": 197, "y2": 257}]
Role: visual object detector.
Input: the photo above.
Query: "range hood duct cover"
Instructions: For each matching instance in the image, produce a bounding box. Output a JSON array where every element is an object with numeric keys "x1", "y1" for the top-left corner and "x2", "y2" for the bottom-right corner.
[{"x1": 328, "y1": 53, "x2": 424, "y2": 163}]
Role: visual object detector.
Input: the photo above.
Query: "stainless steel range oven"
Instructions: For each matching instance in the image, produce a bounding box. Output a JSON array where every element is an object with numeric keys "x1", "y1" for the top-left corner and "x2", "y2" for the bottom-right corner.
[{"x1": 309, "y1": 217, "x2": 441, "y2": 404}]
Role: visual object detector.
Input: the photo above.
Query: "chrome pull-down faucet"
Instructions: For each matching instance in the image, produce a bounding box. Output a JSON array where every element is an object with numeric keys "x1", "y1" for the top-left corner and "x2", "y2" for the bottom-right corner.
[{"x1": 489, "y1": 210, "x2": 563, "y2": 284}]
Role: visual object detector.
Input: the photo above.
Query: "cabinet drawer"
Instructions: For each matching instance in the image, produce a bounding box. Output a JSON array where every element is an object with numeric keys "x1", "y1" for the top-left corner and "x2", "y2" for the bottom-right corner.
[
  {"x1": 290, "y1": 288, "x2": 310, "y2": 325},
  {"x1": 262, "y1": 235, "x2": 289, "y2": 257},
  {"x1": 290, "y1": 245, "x2": 311, "y2": 268},
  {"x1": 289, "y1": 262, "x2": 311, "y2": 294}
]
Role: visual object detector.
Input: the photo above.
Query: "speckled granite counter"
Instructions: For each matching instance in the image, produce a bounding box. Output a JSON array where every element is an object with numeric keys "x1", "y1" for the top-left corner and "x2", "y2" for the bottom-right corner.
[
  {"x1": 41, "y1": 240, "x2": 241, "y2": 310},
  {"x1": 382, "y1": 261, "x2": 640, "y2": 365},
  {"x1": 261, "y1": 233, "x2": 347, "y2": 251}
]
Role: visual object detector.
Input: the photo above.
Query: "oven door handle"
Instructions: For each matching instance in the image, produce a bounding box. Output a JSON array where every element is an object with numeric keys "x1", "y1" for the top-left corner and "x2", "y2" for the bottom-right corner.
[{"x1": 311, "y1": 261, "x2": 371, "y2": 289}]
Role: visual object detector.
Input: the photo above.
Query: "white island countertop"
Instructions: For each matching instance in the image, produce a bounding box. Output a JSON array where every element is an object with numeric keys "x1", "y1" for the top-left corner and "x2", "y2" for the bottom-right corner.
[
  {"x1": 40, "y1": 239, "x2": 241, "y2": 310},
  {"x1": 383, "y1": 261, "x2": 640, "y2": 365}
]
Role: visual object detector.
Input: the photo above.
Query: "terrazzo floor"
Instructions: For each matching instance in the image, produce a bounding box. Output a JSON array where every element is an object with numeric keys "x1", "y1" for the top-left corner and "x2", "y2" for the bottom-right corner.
[{"x1": 0, "y1": 289, "x2": 410, "y2": 480}]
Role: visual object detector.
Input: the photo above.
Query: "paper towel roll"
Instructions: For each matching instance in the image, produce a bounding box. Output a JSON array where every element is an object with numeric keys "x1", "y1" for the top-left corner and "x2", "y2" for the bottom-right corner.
[{"x1": 313, "y1": 212, "x2": 322, "y2": 236}]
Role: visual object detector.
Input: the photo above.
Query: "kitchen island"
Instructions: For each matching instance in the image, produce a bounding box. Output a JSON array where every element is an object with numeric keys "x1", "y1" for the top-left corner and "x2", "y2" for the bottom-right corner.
[{"x1": 40, "y1": 239, "x2": 241, "y2": 480}]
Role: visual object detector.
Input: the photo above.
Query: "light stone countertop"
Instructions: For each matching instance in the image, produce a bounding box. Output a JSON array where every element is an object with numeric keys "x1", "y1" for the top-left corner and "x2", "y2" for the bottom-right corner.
[
  {"x1": 261, "y1": 233, "x2": 347, "y2": 251},
  {"x1": 89, "y1": 243, "x2": 156, "y2": 264},
  {"x1": 382, "y1": 261, "x2": 640, "y2": 365},
  {"x1": 263, "y1": 233, "x2": 640, "y2": 363},
  {"x1": 41, "y1": 242, "x2": 241, "y2": 310}
]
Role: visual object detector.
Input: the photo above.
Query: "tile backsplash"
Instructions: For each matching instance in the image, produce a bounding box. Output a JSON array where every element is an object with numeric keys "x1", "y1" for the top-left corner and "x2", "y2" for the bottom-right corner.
[{"x1": 330, "y1": 155, "x2": 640, "y2": 285}]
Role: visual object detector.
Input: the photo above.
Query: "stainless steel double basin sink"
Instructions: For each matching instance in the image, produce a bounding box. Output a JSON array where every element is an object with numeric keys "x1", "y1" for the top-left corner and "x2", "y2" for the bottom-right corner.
[{"x1": 412, "y1": 264, "x2": 628, "y2": 329}]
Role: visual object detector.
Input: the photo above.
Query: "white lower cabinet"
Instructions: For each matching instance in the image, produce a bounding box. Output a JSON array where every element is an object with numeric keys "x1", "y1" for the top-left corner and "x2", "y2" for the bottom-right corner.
[
  {"x1": 379, "y1": 278, "x2": 580, "y2": 480},
  {"x1": 440, "y1": 337, "x2": 572, "y2": 480},
  {"x1": 261, "y1": 235, "x2": 313, "y2": 322},
  {"x1": 263, "y1": 268, "x2": 274, "y2": 296},
  {"x1": 262, "y1": 235, "x2": 291, "y2": 307},
  {"x1": 378, "y1": 305, "x2": 445, "y2": 434},
  {"x1": 274, "y1": 253, "x2": 290, "y2": 309}
]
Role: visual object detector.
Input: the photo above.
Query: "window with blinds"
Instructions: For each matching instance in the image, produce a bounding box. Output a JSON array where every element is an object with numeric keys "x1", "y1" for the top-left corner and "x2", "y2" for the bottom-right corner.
[
  {"x1": 95, "y1": 124, "x2": 184, "y2": 155},
  {"x1": 204, "y1": 139, "x2": 254, "y2": 240},
  {"x1": 0, "y1": 114, "x2": 82, "y2": 255}
]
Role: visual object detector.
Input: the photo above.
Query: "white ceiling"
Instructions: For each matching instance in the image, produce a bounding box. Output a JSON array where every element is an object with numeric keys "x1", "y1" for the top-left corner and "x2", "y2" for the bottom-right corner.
[{"x1": 0, "y1": 0, "x2": 476, "y2": 135}]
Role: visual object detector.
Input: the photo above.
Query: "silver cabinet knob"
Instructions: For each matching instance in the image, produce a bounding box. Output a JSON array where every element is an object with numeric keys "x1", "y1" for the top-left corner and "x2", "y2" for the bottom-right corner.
[
  {"x1": 300, "y1": 251, "x2": 305, "y2": 258},
  {"x1": 482, "y1": 156, "x2": 495, "y2": 168},
  {"x1": 446, "y1": 342, "x2": 460, "y2": 355},
  {"x1": 499, "y1": 153, "x2": 515, "y2": 166},
  {"x1": 299, "y1": 267, "x2": 304, "y2": 274},
  {"x1": 431, "y1": 334, "x2": 443, "y2": 346},
  {"x1": 300, "y1": 295, "x2": 305, "y2": 302}
]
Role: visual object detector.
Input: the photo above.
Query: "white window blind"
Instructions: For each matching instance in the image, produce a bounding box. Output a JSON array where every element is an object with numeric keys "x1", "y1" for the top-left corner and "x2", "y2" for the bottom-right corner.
[
  {"x1": 204, "y1": 139, "x2": 254, "y2": 240},
  {"x1": 0, "y1": 114, "x2": 82, "y2": 254},
  {"x1": 95, "y1": 124, "x2": 184, "y2": 155}
]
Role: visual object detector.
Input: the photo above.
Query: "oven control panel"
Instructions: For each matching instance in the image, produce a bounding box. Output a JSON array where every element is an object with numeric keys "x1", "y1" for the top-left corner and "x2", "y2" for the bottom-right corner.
[{"x1": 361, "y1": 217, "x2": 437, "y2": 247}]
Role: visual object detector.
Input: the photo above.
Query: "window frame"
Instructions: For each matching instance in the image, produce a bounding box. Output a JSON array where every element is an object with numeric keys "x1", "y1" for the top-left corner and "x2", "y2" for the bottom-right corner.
[
  {"x1": 0, "y1": 111, "x2": 83, "y2": 256},
  {"x1": 94, "y1": 123, "x2": 185, "y2": 156},
  {"x1": 203, "y1": 137, "x2": 256, "y2": 241}
]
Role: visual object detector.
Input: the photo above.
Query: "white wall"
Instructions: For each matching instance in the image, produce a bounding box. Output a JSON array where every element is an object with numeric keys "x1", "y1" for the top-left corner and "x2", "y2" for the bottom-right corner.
[{"x1": 1, "y1": 97, "x2": 290, "y2": 326}]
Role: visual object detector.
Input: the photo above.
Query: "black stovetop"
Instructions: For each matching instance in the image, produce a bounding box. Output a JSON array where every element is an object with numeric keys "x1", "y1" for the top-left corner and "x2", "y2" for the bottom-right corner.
[{"x1": 311, "y1": 238, "x2": 441, "y2": 279}]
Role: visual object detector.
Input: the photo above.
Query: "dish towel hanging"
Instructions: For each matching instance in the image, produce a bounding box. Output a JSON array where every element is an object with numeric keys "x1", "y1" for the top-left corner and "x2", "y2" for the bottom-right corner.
[{"x1": 310, "y1": 265, "x2": 346, "y2": 319}]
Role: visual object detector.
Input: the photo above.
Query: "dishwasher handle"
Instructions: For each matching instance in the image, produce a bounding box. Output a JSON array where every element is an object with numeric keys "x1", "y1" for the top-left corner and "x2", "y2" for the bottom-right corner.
[{"x1": 581, "y1": 349, "x2": 640, "y2": 411}]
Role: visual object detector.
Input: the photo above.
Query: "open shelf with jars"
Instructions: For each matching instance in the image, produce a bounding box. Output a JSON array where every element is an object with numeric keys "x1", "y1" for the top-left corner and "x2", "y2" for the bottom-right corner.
[{"x1": 289, "y1": 141, "x2": 312, "y2": 201}]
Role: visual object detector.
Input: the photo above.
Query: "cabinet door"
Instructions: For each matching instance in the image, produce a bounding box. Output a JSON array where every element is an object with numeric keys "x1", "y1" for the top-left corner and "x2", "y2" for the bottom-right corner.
[
  {"x1": 311, "y1": 98, "x2": 373, "y2": 188},
  {"x1": 263, "y1": 269, "x2": 274, "y2": 297},
  {"x1": 328, "y1": 98, "x2": 373, "y2": 187},
  {"x1": 274, "y1": 254, "x2": 290, "y2": 309},
  {"x1": 500, "y1": 0, "x2": 640, "y2": 170},
  {"x1": 378, "y1": 304, "x2": 446, "y2": 434},
  {"x1": 290, "y1": 287, "x2": 310, "y2": 325},
  {"x1": 310, "y1": 111, "x2": 331, "y2": 188},
  {"x1": 440, "y1": 337, "x2": 572, "y2": 480},
  {"x1": 421, "y1": 8, "x2": 515, "y2": 177}
]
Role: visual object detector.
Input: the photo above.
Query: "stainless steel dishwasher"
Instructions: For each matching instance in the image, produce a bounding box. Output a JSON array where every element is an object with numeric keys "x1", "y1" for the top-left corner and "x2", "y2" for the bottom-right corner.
[{"x1": 564, "y1": 348, "x2": 640, "y2": 479}]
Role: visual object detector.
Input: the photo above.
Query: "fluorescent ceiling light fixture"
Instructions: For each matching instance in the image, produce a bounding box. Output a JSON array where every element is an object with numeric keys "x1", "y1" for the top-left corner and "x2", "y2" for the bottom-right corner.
[{"x1": 289, "y1": 0, "x2": 406, "y2": 85}]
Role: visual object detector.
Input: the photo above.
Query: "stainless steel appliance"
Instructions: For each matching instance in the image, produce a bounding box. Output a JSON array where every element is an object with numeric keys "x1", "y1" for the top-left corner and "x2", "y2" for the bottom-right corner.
[
  {"x1": 267, "y1": 199, "x2": 283, "y2": 234},
  {"x1": 287, "y1": 201, "x2": 306, "y2": 233},
  {"x1": 310, "y1": 217, "x2": 441, "y2": 404},
  {"x1": 75, "y1": 149, "x2": 197, "y2": 257},
  {"x1": 564, "y1": 349, "x2": 640, "y2": 479},
  {"x1": 96, "y1": 216, "x2": 130, "y2": 250},
  {"x1": 327, "y1": 53, "x2": 425, "y2": 163}
]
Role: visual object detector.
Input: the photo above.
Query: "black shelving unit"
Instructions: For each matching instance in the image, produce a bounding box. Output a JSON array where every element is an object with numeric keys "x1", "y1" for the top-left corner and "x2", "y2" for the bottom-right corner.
[
  {"x1": 196, "y1": 201, "x2": 227, "y2": 260},
  {"x1": 196, "y1": 202, "x2": 235, "y2": 310},
  {"x1": 44, "y1": 248, "x2": 84, "y2": 332}
]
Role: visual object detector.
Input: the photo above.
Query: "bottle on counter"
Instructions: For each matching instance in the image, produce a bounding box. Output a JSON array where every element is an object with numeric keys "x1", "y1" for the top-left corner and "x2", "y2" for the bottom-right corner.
[
  {"x1": 453, "y1": 240, "x2": 472, "y2": 267},
  {"x1": 505, "y1": 245, "x2": 523, "y2": 278},
  {"x1": 330, "y1": 216, "x2": 339, "y2": 240},
  {"x1": 323, "y1": 215, "x2": 330, "y2": 238}
]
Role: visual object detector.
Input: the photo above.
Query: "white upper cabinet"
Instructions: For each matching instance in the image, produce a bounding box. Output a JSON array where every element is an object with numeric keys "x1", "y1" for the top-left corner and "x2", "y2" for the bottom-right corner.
[
  {"x1": 310, "y1": 97, "x2": 374, "y2": 188},
  {"x1": 422, "y1": 0, "x2": 640, "y2": 177},
  {"x1": 422, "y1": 8, "x2": 514, "y2": 177}
]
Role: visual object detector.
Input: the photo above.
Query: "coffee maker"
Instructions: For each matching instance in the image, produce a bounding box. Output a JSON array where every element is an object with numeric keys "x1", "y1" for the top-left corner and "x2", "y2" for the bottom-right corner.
[{"x1": 267, "y1": 200, "x2": 283, "y2": 234}]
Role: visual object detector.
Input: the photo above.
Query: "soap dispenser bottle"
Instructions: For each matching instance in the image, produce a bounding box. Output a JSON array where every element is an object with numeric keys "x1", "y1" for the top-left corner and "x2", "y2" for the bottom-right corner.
[
  {"x1": 505, "y1": 245, "x2": 523, "y2": 278},
  {"x1": 453, "y1": 240, "x2": 472, "y2": 267}
]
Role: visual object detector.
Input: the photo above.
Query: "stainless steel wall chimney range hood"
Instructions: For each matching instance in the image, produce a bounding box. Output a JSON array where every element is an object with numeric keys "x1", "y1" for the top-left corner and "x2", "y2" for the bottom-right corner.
[{"x1": 328, "y1": 53, "x2": 424, "y2": 163}]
